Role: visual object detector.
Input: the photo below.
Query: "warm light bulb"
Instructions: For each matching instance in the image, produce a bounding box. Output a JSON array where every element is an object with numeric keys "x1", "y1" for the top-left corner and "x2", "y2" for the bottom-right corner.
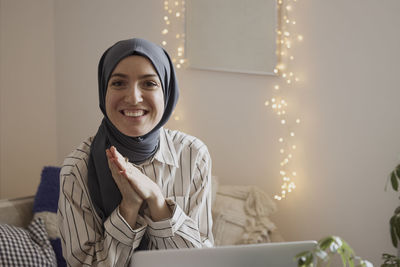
[
  {"x1": 292, "y1": 172, "x2": 297, "y2": 176},
  {"x1": 162, "y1": 41, "x2": 167, "y2": 46},
  {"x1": 297, "y1": 35, "x2": 304, "y2": 41},
  {"x1": 176, "y1": 12, "x2": 181, "y2": 17},
  {"x1": 290, "y1": 56, "x2": 294, "y2": 60},
  {"x1": 296, "y1": 119, "x2": 301, "y2": 124},
  {"x1": 274, "y1": 85, "x2": 280, "y2": 90},
  {"x1": 277, "y1": 64, "x2": 285, "y2": 70},
  {"x1": 174, "y1": 116, "x2": 180, "y2": 121},
  {"x1": 162, "y1": 29, "x2": 168, "y2": 34},
  {"x1": 292, "y1": 145, "x2": 297, "y2": 150},
  {"x1": 290, "y1": 132, "x2": 295, "y2": 137},
  {"x1": 286, "y1": 5, "x2": 292, "y2": 11},
  {"x1": 179, "y1": 59, "x2": 185, "y2": 64},
  {"x1": 176, "y1": 34, "x2": 180, "y2": 38},
  {"x1": 164, "y1": 16, "x2": 169, "y2": 21},
  {"x1": 279, "y1": 138, "x2": 284, "y2": 142},
  {"x1": 166, "y1": 21, "x2": 170, "y2": 25},
  {"x1": 280, "y1": 149, "x2": 284, "y2": 154},
  {"x1": 176, "y1": 64, "x2": 181, "y2": 69},
  {"x1": 271, "y1": 98, "x2": 276, "y2": 103}
]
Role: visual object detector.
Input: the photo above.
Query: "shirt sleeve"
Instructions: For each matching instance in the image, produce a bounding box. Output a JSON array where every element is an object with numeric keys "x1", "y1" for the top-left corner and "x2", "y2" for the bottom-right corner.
[
  {"x1": 144, "y1": 148, "x2": 214, "y2": 249},
  {"x1": 58, "y1": 166, "x2": 148, "y2": 267}
]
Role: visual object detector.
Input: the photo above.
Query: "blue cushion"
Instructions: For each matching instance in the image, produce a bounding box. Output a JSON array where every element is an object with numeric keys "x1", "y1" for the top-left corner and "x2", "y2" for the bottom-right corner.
[{"x1": 33, "y1": 166, "x2": 66, "y2": 267}]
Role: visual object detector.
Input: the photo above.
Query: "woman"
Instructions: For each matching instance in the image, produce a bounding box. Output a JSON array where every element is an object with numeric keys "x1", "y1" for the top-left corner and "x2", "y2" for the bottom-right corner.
[{"x1": 58, "y1": 38, "x2": 213, "y2": 266}]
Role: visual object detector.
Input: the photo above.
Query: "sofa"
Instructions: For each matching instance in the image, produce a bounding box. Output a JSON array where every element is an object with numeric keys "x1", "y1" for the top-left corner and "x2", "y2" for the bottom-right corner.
[{"x1": 0, "y1": 167, "x2": 283, "y2": 266}]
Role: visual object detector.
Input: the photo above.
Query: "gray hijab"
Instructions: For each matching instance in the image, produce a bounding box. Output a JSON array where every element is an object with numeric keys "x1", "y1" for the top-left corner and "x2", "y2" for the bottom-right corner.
[{"x1": 87, "y1": 38, "x2": 179, "y2": 221}]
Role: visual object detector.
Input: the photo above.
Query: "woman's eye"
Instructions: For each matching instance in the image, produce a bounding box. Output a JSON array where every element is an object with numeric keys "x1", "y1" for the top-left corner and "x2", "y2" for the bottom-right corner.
[
  {"x1": 110, "y1": 80, "x2": 125, "y2": 87},
  {"x1": 142, "y1": 80, "x2": 159, "y2": 89}
]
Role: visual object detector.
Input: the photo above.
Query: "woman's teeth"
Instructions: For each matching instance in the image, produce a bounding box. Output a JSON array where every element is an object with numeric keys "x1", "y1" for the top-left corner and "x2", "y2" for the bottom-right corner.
[{"x1": 123, "y1": 110, "x2": 145, "y2": 117}]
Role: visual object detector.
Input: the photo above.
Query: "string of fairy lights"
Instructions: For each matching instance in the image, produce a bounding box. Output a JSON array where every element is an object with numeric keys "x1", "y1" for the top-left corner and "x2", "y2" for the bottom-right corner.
[
  {"x1": 161, "y1": 0, "x2": 303, "y2": 201},
  {"x1": 161, "y1": 0, "x2": 186, "y2": 70},
  {"x1": 267, "y1": 0, "x2": 303, "y2": 200}
]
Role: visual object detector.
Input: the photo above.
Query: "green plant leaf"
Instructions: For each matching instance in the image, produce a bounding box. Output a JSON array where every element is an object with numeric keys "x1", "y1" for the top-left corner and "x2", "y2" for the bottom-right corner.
[
  {"x1": 396, "y1": 165, "x2": 400, "y2": 179},
  {"x1": 390, "y1": 216, "x2": 398, "y2": 247},
  {"x1": 395, "y1": 215, "x2": 400, "y2": 244},
  {"x1": 319, "y1": 237, "x2": 335, "y2": 250},
  {"x1": 391, "y1": 171, "x2": 399, "y2": 191}
]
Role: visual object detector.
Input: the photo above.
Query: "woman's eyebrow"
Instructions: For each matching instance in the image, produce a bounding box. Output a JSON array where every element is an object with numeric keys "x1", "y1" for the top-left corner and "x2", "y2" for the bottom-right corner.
[
  {"x1": 109, "y1": 73, "x2": 159, "y2": 79},
  {"x1": 138, "y1": 74, "x2": 159, "y2": 79},
  {"x1": 109, "y1": 73, "x2": 128, "y2": 79}
]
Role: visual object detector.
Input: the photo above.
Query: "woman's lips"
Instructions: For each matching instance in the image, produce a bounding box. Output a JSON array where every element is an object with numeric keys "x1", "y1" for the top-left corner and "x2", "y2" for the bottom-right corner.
[{"x1": 121, "y1": 109, "x2": 148, "y2": 117}]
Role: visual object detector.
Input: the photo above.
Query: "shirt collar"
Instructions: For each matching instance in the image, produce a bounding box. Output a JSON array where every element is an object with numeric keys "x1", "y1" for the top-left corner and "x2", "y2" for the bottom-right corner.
[{"x1": 152, "y1": 128, "x2": 179, "y2": 168}]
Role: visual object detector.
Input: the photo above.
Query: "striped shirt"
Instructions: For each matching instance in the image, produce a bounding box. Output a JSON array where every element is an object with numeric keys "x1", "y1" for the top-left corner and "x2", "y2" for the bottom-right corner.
[{"x1": 57, "y1": 128, "x2": 214, "y2": 267}]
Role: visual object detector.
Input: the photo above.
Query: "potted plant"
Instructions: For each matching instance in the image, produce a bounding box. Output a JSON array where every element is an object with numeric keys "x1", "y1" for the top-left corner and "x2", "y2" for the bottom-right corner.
[
  {"x1": 381, "y1": 163, "x2": 400, "y2": 266},
  {"x1": 294, "y1": 163, "x2": 400, "y2": 267},
  {"x1": 294, "y1": 236, "x2": 372, "y2": 267}
]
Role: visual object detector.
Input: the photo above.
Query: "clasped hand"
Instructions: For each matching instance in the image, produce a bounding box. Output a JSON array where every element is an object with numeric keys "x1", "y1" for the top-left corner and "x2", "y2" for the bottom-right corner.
[{"x1": 106, "y1": 146, "x2": 171, "y2": 222}]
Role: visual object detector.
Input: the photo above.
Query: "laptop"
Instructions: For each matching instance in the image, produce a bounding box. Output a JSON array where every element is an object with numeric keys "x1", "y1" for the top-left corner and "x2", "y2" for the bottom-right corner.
[{"x1": 130, "y1": 241, "x2": 317, "y2": 267}]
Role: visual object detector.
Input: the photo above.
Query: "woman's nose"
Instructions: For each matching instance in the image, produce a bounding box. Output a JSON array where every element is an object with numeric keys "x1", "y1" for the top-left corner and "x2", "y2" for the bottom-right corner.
[{"x1": 125, "y1": 84, "x2": 143, "y2": 104}]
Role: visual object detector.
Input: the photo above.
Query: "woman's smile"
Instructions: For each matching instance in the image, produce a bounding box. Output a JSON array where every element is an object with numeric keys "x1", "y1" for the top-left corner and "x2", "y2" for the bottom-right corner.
[{"x1": 122, "y1": 109, "x2": 147, "y2": 117}]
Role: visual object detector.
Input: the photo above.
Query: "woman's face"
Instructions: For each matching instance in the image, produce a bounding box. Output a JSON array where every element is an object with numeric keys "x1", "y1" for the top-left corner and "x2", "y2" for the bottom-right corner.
[{"x1": 105, "y1": 55, "x2": 165, "y2": 137}]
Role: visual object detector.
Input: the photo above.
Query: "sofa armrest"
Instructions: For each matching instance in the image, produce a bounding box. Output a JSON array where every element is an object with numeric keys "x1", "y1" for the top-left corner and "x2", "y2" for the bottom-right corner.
[{"x1": 0, "y1": 196, "x2": 34, "y2": 228}]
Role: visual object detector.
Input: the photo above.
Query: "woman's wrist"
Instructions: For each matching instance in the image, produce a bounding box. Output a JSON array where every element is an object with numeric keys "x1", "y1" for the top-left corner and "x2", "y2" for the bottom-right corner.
[
  {"x1": 146, "y1": 188, "x2": 171, "y2": 221},
  {"x1": 119, "y1": 200, "x2": 142, "y2": 228}
]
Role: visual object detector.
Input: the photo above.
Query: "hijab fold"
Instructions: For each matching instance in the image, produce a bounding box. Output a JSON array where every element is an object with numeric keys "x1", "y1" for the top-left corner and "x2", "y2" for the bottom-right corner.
[{"x1": 87, "y1": 38, "x2": 179, "y2": 221}]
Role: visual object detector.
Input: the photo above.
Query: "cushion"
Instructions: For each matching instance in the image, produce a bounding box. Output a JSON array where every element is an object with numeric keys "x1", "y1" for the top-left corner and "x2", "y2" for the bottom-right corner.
[
  {"x1": 33, "y1": 166, "x2": 65, "y2": 267},
  {"x1": 212, "y1": 185, "x2": 280, "y2": 246},
  {"x1": 0, "y1": 217, "x2": 56, "y2": 266}
]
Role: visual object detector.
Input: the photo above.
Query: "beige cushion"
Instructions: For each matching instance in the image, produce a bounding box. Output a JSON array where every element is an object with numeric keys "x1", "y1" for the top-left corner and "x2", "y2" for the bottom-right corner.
[
  {"x1": 212, "y1": 185, "x2": 284, "y2": 246},
  {"x1": 0, "y1": 196, "x2": 34, "y2": 228}
]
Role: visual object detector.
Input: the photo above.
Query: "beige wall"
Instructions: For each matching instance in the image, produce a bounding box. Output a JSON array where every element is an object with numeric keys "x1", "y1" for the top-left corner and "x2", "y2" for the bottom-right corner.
[
  {"x1": 0, "y1": 0, "x2": 57, "y2": 198},
  {"x1": 1, "y1": 0, "x2": 400, "y2": 265}
]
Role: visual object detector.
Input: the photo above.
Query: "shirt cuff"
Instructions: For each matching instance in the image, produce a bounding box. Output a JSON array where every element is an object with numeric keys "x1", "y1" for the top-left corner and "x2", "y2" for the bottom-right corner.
[
  {"x1": 144, "y1": 198, "x2": 186, "y2": 238},
  {"x1": 104, "y1": 207, "x2": 147, "y2": 247}
]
